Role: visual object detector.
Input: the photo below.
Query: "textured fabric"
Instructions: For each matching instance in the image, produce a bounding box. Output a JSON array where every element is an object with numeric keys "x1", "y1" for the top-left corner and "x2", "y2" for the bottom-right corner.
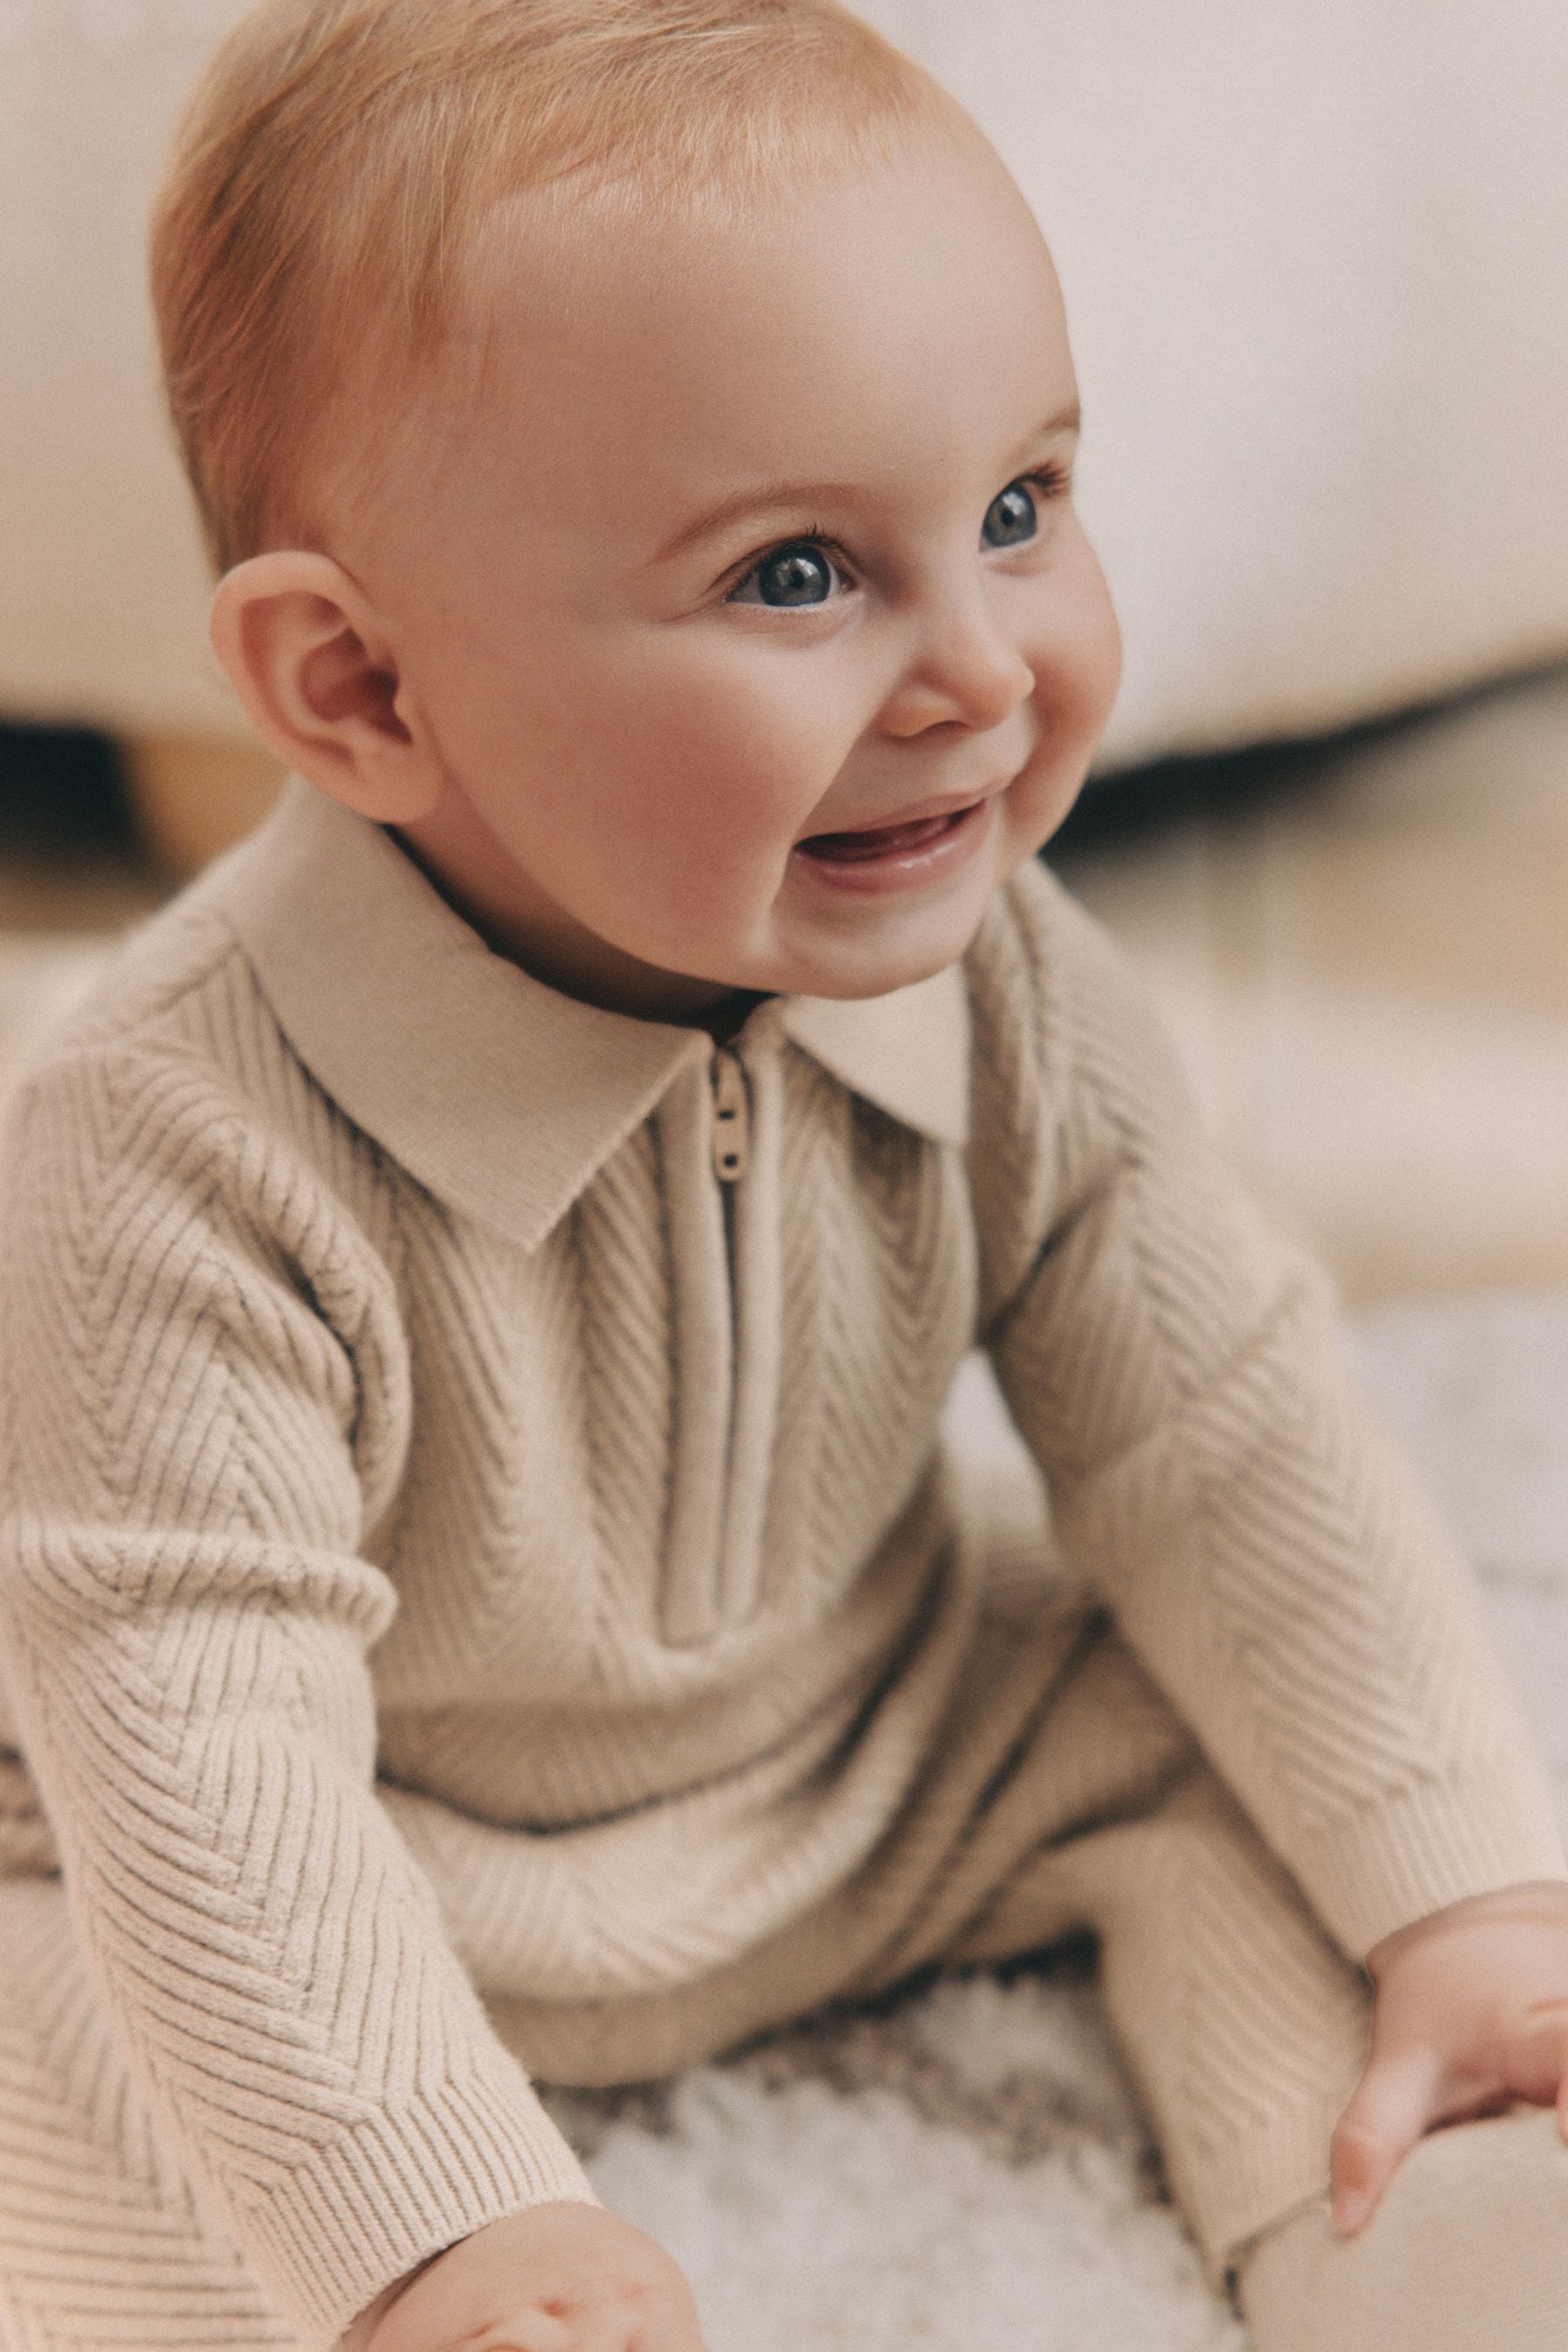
[
  {"x1": 0, "y1": 781, "x2": 1563, "y2": 2342},
  {"x1": 0, "y1": 1646, "x2": 1365, "y2": 2351},
  {"x1": 0, "y1": 1878, "x2": 301, "y2": 2350}
]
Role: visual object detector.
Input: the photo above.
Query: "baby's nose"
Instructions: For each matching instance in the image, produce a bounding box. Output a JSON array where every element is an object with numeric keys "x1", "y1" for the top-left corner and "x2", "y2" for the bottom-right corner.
[{"x1": 883, "y1": 605, "x2": 1034, "y2": 736}]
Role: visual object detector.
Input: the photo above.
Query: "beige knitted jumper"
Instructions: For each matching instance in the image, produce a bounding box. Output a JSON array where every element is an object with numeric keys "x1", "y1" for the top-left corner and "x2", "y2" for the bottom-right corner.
[{"x1": 0, "y1": 780, "x2": 1562, "y2": 2347}]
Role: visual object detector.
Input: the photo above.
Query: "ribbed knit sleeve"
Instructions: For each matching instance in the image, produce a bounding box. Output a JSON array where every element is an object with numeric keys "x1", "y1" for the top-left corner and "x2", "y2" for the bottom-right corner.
[
  {"x1": 974, "y1": 866, "x2": 1566, "y2": 1961},
  {"x1": 0, "y1": 1035, "x2": 594, "y2": 2349}
]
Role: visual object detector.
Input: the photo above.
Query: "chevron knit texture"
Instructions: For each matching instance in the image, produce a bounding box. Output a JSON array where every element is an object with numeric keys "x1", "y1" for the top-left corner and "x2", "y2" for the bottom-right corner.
[{"x1": 0, "y1": 792, "x2": 1562, "y2": 2348}]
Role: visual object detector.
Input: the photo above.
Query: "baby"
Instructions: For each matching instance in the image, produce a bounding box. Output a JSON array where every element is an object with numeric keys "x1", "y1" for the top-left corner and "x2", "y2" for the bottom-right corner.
[{"x1": 3, "y1": 3, "x2": 1568, "y2": 2348}]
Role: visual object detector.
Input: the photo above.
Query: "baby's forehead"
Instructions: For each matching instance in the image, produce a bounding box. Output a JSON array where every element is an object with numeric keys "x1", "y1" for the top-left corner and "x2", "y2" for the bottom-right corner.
[
  {"x1": 395, "y1": 139, "x2": 1071, "y2": 556},
  {"x1": 453, "y1": 120, "x2": 1054, "y2": 381},
  {"x1": 152, "y1": 0, "x2": 985, "y2": 571}
]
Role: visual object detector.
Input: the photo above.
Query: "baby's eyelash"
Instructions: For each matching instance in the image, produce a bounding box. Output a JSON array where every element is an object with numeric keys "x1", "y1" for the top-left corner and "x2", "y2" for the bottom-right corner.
[
  {"x1": 792, "y1": 525, "x2": 854, "y2": 578},
  {"x1": 725, "y1": 466, "x2": 1074, "y2": 602},
  {"x1": 1018, "y1": 462, "x2": 1073, "y2": 501},
  {"x1": 728, "y1": 527, "x2": 851, "y2": 590}
]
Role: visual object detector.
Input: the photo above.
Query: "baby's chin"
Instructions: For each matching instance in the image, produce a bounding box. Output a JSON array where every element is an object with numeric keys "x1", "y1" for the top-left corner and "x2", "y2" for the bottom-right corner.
[
  {"x1": 750, "y1": 901, "x2": 992, "y2": 1004},
  {"x1": 755, "y1": 833, "x2": 1014, "y2": 999}
]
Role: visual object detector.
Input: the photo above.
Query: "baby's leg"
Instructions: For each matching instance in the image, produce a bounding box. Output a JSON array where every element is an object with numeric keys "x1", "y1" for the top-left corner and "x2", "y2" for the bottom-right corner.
[
  {"x1": 948, "y1": 1636, "x2": 1568, "y2": 2348},
  {"x1": 949, "y1": 1646, "x2": 1371, "y2": 2273},
  {"x1": 0, "y1": 1875, "x2": 301, "y2": 2350},
  {"x1": 1074, "y1": 1775, "x2": 1568, "y2": 2347}
]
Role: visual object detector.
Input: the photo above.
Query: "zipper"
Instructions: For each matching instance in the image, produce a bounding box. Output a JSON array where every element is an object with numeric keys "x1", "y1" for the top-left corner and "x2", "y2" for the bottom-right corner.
[
  {"x1": 710, "y1": 1046, "x2": 747, "y2": 1632},
  {"x1": 710, "y1": 1046, "x2": 751, "y2": 1183},
  {"x1": 659, "y1": 1044, "x2": 768, "y2": 1645}
]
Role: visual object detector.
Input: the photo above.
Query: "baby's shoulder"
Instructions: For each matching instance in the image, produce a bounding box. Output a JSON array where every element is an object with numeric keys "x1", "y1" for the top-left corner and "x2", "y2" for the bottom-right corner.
[
  {"x1": 0, "y1": 854, "x2": 352, "y2": 1233},
  {"x1": 35, "y1": 881, "x2": 250, "y2": 1069},
  {"x1": 8, "y1": 872, "x2": 273, "y2": 1131},
  {"x1": 965, "y1": 857, "x2": 1192, "y2": 1137}
]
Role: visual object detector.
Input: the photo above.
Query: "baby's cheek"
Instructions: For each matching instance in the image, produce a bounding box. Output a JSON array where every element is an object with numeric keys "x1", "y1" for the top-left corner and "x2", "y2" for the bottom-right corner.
[
  {"x1": 1058, "y1": 546, "x2": 1122, "y2": 727},
  {"x1": 630, "y1": 783, "x2": 790, "y2": 929}
]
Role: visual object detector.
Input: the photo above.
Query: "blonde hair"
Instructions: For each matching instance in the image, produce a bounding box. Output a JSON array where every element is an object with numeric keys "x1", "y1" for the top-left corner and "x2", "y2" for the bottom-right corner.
[{"x1": 150, "y1": 0, "x2": 949, "y2": 572}]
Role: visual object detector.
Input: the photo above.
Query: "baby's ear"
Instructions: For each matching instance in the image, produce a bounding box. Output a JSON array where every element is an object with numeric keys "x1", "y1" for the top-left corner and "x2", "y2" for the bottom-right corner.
[{"x1": 209, "y1": 551, "x2": 442, "y2": 822}]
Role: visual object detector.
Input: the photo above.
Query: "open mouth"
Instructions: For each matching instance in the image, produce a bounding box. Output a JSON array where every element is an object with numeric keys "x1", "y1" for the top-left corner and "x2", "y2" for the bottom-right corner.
[{"x1": 795, "y1": 804, "x2": 977, "y2": 865}]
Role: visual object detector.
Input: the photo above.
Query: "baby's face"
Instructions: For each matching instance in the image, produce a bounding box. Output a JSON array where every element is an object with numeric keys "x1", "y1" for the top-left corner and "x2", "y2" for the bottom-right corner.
[{"x1": 361, "y1": 119, "x2": 1121, "y2": 1018}]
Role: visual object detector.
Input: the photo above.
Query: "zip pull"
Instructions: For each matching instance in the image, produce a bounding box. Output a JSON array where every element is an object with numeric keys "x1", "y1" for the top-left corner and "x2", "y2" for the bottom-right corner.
[{"x1": 710, "y1": 1047, "x2": 751, "y2": 1183}]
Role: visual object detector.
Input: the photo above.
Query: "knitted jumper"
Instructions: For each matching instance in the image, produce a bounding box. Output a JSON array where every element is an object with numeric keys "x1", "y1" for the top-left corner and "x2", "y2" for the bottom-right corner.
[{"x1": 0, "y1": 781, "x2": 1560, "y2": 2342}]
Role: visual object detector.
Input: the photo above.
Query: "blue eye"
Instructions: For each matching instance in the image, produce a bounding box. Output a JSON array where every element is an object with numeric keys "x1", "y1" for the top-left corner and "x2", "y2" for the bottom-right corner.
[
  {"x1": 729, "y1": 543, "x2": 843, "y2": 607},
  {"x1": 983, "y1": 481, "x2": 1038, "y2": 548}
]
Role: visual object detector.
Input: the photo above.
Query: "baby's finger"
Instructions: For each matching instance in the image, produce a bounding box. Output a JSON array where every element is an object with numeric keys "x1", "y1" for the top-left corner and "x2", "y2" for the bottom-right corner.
[
  {"x1": 1328, "y1": 2045, "x2": 1444, "y2": 2236},
  {"x1": 1523, "y1": 2008, "x2": 1568, "y2": 2139},
  {"x1": 452, "y1": 2309, "x2": 701, "y2": 2352},
  {"x1": 564, "y1": 2304, "x2": 708, "y2": 2352},
  {"x1": 1510, "y1": 2002, "x2": 1568, "y2": 2108}
]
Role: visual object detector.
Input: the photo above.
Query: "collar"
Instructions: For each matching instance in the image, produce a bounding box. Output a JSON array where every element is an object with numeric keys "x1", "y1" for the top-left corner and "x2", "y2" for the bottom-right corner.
[{"x1": 217, "y1": 781, "x2": 970, "y2": 1252}]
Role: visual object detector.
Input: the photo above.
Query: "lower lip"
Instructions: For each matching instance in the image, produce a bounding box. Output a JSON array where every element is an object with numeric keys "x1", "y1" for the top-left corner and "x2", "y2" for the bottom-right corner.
[{"x1": 791, "y1": 796, "x2": 996, "y2": 896}]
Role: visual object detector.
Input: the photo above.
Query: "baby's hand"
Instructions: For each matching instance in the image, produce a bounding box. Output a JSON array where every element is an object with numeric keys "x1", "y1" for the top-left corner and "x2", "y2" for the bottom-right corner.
[
  {"x1": 346, "y1": 2200, "x2": 709, "y2": 2352},
  {"x1": 1329, "y1": 1878, "x2": 1568, "y2": 2237}
]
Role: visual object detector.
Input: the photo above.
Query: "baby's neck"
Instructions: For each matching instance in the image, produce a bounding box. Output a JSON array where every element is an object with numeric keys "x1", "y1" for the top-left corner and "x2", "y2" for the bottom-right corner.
[{"x1": 689, "y1": 990, "x2": 770, "y2": 1046}]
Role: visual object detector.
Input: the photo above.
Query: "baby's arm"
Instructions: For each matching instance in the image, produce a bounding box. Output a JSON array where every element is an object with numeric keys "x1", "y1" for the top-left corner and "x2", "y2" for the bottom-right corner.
[
  {"x1": 1331, "y1": 1879, "x2": 1568, "y2": 2234},
  {"x1": 0, "y1": 1043, "x2": 594, "y2": 2342},
  {"x1": 975, "y1": 868, "x2": 1566, "y2": 2171},
  {"x1": 339, "y1": 2204, "x2": 707, "y2": 2352}
]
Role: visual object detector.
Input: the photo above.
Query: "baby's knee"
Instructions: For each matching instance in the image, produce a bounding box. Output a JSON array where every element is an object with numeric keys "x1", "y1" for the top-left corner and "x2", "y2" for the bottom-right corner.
[{"x1": 1236, "y1": 2107, "x2": 1568, "y2": 2351}]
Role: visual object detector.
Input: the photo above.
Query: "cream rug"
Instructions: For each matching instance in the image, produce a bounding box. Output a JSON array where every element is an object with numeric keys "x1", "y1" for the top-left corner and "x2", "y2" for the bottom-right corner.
[{"x1": 3, "y1": 945, "x2": 1565, "y2": 2349}]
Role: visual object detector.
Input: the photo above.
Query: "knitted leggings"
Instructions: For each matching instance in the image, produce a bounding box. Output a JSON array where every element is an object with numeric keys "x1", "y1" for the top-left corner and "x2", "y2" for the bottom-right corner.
[{"x1": 1, "y1": 1612, "x2": 1564, "y2": 2349}]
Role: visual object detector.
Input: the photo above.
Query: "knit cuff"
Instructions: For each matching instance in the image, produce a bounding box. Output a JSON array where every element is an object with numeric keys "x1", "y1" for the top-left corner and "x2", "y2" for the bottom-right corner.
[
  {"x1": 1288, "y1": 1754, "x2": 1568, "y2": 1963},
  {"x1": 228, "y1": 2058, "x2": 598, "y2": 2349}
]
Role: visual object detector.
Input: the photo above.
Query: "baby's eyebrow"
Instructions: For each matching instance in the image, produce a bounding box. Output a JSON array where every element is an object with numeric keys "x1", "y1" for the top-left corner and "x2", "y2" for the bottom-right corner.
[
  {"x1": 1016, "y1": 400, "x2": 1083, "y2": 457},
  {"x1": 652, "y1": 478, "x2": 870, "y2": 566},
  {"x1": 652, "y1": 401, "x2": 1083, "y2": 567}
]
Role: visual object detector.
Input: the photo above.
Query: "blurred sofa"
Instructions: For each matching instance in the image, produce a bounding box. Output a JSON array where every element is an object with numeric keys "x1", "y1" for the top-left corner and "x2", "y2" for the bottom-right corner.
[{"x1": 3, "y1": 0, "x2": 1568, "y2": 852}]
